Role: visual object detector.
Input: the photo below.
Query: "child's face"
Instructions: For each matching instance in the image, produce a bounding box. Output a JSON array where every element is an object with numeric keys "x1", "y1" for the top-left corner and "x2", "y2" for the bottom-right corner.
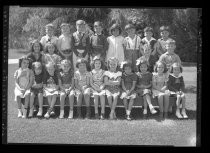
[
  {"x1": 112, "y1": 28, "x2": 120, "y2": 37},
  {"x1": 34, "y1": 67, "x2": 42, "y2": 75},
  {"x1": 33, "y1": 42, "x2": 41, "y2": 53},
  {"x1": 61, "y1": 25, "x2": 70, "y2": 34},
  {"x1": 144, "y1": 31, "x2": 153, "y2": 38},
  {"x1": 144, "y1": 47, "x2": 152, "y2": 56},
  {"x1": 94, "y1": 25, "x2": 102, "y2": 34},
  {"x1": 21, "y1": 59, "x2": 29, "y2": 69},
  {"x1": 124, "y1": 66, "x2": 132, "y2": 74},
  {"x1": 166, "y1": 43, "x2": 176, "y2": 54},
  {"x1": 46, "y1": 27, "x2": 53, "y2": 36},
  {"x1": 173, "y1": 66, "x2": 181, "y2": 76},
  {"x1": 140, "y1": 63, "x2": 148, "y2": 73},
  {"x1": 63, "y1": 64, "x2": 70, "y2": 73},
  {"x1": 47, "y1": 66, "x2": 55, "y2": 75},
  {"x1": 48, "y1": 45, "x2": 55, "y2": 55},
  {"x1": 78, "y1": 63, "x2": 87, "y2": 72},
  {"x1": 109, "y1": 61, "x2": 117, "y2": 71},
  {"x1": 94, "y1": 60, "x2": 101, "y2": 70},
  {"x1": 76, "y1": 24, "x2": 86, "y2": 33},
  {"x1": 160, "y1": 30, "x2": 169, "y2": 39},
  {"x1": 157, "y1": 63, "x2": 164, "y2": 74},
  {"x1": 127, "y1": 28, "x2": 136, "y2": 36}
]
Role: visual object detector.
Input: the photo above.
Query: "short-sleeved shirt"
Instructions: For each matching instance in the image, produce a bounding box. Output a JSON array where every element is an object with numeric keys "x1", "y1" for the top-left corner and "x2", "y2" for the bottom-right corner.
[
  {"x1": 167, "y1": 74, "x2": 185, "y2": 92},
  {"x1": 74, "y1": 70, "x2": 90, "y2": 88},
  {"x1": 14, "y1": 68, "x2": 32, "y2": 89},
  {"x1": 158, "y1": 52, "x2": 181, "y2": 69},
  {"x1": 141, "y1": 37, "x2": 157, "y2": 53},
  {"x1": 124, "y1": 35, "x2": 141, "y2": 50},
  {"x1": 43, "y1": 71, "x2": 59, "y2": 88},
  {"x1": 157, "y1": 38, "x2": 174, "y2": 54},
  {"x1": 152, "y1": 72, "x2": 168, "y2": 90},
  {"x1": 104, "y1": 70, "x2": 122, "y2": 92},
  {"x1": 57, "y1": 34, "x2": 73, "y2": 51},
  {"x1": 136, "y1": 72, "x2": 153, "y2": 87},
  {"x1": 122, "y1": 72, "x2": 138, "y2": 90},
  {"x1": 90, "y1": 69, "x2": 105, "y2": 88},
  {"x1": 60, "y1": 71, "x2": 73, "y2": 85}
]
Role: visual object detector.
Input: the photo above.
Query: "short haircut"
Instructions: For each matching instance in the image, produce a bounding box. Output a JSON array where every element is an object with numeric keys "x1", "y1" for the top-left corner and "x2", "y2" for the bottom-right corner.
[
  {"x1": 19, "y1": 56, "x2": 31, "y2": 68},
  {"x1": 121, "y1": 60, "x2": 133, "y2": 72},
  {"x1": 90, "y1": 56, "x2": 104, "y2": 70},
  {"x1": 160, "y1": 26, "x2": 170, "y2": 33},
  {"x1": 144, "y1": 27, "x2": 153, "y2": 33},
  {"x1": 60, "y1": 23, "x2": 70, "y2": 28},
  {"x1": 107, "y1": 57, "x2": 120, "y2": 71},
  {"x1": 153, "y1": 61, "x2": 168, "y2": 73},
  {"x1": 109, "y1": 23, "x2": 122, "y2": 35},
  {"x1": 136, "y1": 58, "x2": 149, "y2": 72},
  {"x1": 76, "y1": 58, "x2": 88, "y2": 69},
  {"x1": 30, "y1": 39, "x2": 43, "y2": 52},
  {"x1": 76, "y1": 20, "x2": 86, "y2": 25},
  {"x1": 32, "y1": 62, "x2": 42, "y2": 70},
  {"x1": 124, "y1": 24, "x2": 136, "y2": 31},
  {"x1": 166, "y1": 39, "x2": 176, "y2": 45},
  {"x1": 170, "y1": 62, "x2": 183, "y2": 73},
  {"x1": 45, "y1": 23, "x2": 54, "y2": 28},
  {"x1": 44, "y1": 42, "x2": 58, "y2": 54},
  {"x1": 94, "y1": 21, "x2": 103, "y2": 28}
]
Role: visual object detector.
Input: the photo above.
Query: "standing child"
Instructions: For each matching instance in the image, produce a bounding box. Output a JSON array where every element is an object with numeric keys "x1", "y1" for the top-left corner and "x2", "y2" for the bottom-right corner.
[
  {"x1": 156, "y1": 26, "x2": 174, "y2": 56},
  {"x1": 137, "y1": 44, "x2": 158, "y2": 73},
  {"x1": 158, "y1": 39, "x2": 181, "y2": 76},
  {"x1": 124, "y1": 24, "x2": 142, "y2": 72},
  {"x1": 89, "y1": 56, "x2": 106, "y2": 119},
  {"x1": 167, "y1": 63, "x2": 188, "y2": 119},
  {"x1": 72, "y1": 20, "x2": 91, "y2": 71},
  {"x1": 140, "y1": 27, "x2": 157, "y2": 57},
  {"x1": 57, "y1": 23, "x2": 73, "y2": 63},
  {"x1": 28, "y1": 62, "x2": 44, "y2": 118},
  {"x1": 43, "y1": 42, "x2": 62, "y2": 71},
  {"x1": 58, "y1": 59, "x2": 75, "y2": 119},
  {"x1": 14, "y1": 56, "x2": 33, "y2": 118},
  {"x1": 152, "y1": 61, "x2": 170, "y2": 121},
  {"x1": 90, "y1": 21, "x2": 108, "y2": 64},
  {"x1": 135, "y1": 59, "x2": 157, "y2": 117},
  {"x1": 106, "y1": 23, "x2": 125, "y2": 64},
  {"x1": 120, "y1": 61, "x2": 138, "y2": 120},
  {"x1": 104, "y1": 57, "x2": 122, "y2": 120},
  {"x1": 43, "y1": 62, "x2": 60, "y2": 118},
  {"x1": 40, "y1": 23, "x2": 58, "y2": 49},
  {"x1": 74, "y1": 58, "x2": 91, "y2": 119}
]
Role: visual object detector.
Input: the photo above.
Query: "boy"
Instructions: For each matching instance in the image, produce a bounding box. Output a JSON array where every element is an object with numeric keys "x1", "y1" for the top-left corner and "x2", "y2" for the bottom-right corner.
[
  {"x1": 158, "y1": 39, "x2": 181, "y2": 74},
  {"x1": 156, "y1": 26, "x2": 174, "y2": 56},
  {"x1": 140, "y1": 27, "x2": 157, "y2": 57},
  {"x1": 72, "y1": 20, "x2": 91, "y2": 70},
  {"x1": 90, "y1": 21, "x2": 108, "y2": 64},
  {"x1": 40, "y1": 23, "x2": 58, "y2": 50},
  {"x1": 57, "y1": 23, "x2": 73, "y2": 63}
]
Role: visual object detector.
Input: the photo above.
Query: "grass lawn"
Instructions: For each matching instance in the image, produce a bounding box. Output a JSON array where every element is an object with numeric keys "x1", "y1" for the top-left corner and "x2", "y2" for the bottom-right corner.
[{"x1": 6, "y1": 50, "x2": 198, "y2": 146}]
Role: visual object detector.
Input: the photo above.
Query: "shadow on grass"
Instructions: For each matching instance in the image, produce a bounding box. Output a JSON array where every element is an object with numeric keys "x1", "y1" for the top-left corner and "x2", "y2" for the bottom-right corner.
[{"x1": 31, "y1": 106, "x2": 196, "y2": 121}]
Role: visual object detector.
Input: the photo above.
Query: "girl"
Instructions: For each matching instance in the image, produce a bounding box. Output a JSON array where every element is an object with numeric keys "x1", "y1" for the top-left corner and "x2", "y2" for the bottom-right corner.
[
  {"x1": 152, "y1": 61, "x2": 170, "y2": 121},
  {"x1": 43, "y1": 42, "x2": 62, "y2": 71},
  {"x1": 14, "y1": 56, "x2": 33, "y2": 118},
  {"x1": 89, "y1": 56, "x2": 106, "y2": 119},
  {"x1": 120, "y1": 61, "x2": 138, "y2": 120},
  {"x1": 135, "y1": 59, "x2": 157, "y2": 117},
  {"x1": 104, "y1": 57, "x2": 122, "y2": 120},
  {"x1": 167, "y1": 63, "x2": 188, "y2": 119},
  {"x1": 106, "y1": 23, "x2": 125, "y2": 64},
  {"x1": 28, "y1": 62, "x2": 44, "y2": 118},
  {"x1": 124, "y1": 24, "x2": 141, "y2": 72},
  {"x1": 74, "y1": 58, "x2": 91, "y2": 119},
  {"x1": 58, "y1": 59, "x2": 75, "y2": 119},
  {"x1": 43, "y1": 62, "x2": 60, "y2": 118}
]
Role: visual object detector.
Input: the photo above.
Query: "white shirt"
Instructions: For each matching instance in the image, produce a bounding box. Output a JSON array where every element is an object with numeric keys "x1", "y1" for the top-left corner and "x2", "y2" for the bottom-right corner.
[
  {"x1": 142, "y1": 37, "x2": 156, "y2": 44},
  {"x1": 40, "y1": 35, "x2": 58, "y2": 48},
  {"x1": 57, "y1": 34, "x2": 72, "y2": 50},
  {"x1": 124, "y1": 35, "x2": 141, "y2": 50}
]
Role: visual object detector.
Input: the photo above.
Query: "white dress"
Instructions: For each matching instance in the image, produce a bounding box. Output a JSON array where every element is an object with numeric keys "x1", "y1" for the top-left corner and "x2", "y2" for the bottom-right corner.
[
  {"x1": 106, "y1": 35, "x2": 125, "y2": 64},
  {"x1": 152, "y1": 72, "x2": 168, "y2": 97}
]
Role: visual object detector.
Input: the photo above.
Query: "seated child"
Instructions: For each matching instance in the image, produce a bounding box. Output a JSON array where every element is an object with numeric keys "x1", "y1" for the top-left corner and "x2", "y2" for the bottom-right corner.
[
  {"x1": 74, "y1": 58, "x2": 91, "y2": 119},
  {"x1": 104, "y1": 57, "x2": 122, "y2": 120},
  {"x1": 43, "y1": 62, "x2": 59, "y2": 118},
  {"x1": 167, "y1": 63, "x2": 188, "y2": 119},
  {"x1": 135, "y1": 59, "x2": 157, "y2": 117},
  {"x1": 152, "y1": 61, "x2": 170, "y2": 121},
  {"x1": 58, "y1": 59, "x2": 75, "y2": 119},
  {"x1": 14, "y1": 56, "x2": 33, "y2": 118},
  {"x1": 89, "y1": 56, "x2": 106, "y2": 119},
  {"x1": 120, "y1": 61, "x2": 138, "y2": 120},
  {"x1": 28, "y1": 62, "x2": 44, "y2": 117}
]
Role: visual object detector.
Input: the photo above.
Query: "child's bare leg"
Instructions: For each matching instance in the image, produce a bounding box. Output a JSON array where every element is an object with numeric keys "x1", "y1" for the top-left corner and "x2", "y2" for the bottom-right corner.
[
  {"x1": 50, "y1": 94, "x2": 57, "y2": 109},
  {"x1": 17, "y1": 96, "x2": 22, "y2": 118},
  {"x1": 77, "y1": 93, "x2": 83, "y2": 118},
  {"x1": 99, "y1": 95, "x2": 105, "y2": 115},
  {"x1": 123, "y1": 98, "x2": 128, "y2": 115},
  {"x1": 22, "y1": 93, "x2": 30, "y2": 118},
  {"x1": 180, "y1": 94, "x2": 188, "y2": 118},
  {"x1": 143, "y1": 96, "x2": 148, "y2": 115},
  {"x1": 29, "y1": 92, "x2": 35, "y2": 117},
  {"x1": 47, "y1": 95, "x2": 52, "y2": 107},
  {"x1": 111, "y1": 95, "x2": 118, "y2": 119},
  {"x1": 84, "y1": 92, "x2": 91, "y2": 118},
  {"x1": 59, "y1": 92, "x2": 66, "y2": 118},
  {"x1": 158, "y1": 94, "x2": 164, "y2": 120},
  {"x1": 145, "y1": 94, "x2": 157, "y2": 114},
  {"x1": 128, "y1": 98, "x2": 134, "y2": 118},
  {"x1": 37, "y1": 93, "x2": 43, "y2": 116},
  {"x1": 163, "y1": 93, "x2": 170, "y2": 118},
  {"x1": 94, "y1": 95, "x2": 99, "y2": 115},
  {"x1": 68, "y1": 92, "x2": 74, "y2": 119},
  {"x1": 107, "y1": 96, "x2": 113, "y2": 119},
  {"x1": 175, "y1": 94, "x2": 182, "y2": 118}
]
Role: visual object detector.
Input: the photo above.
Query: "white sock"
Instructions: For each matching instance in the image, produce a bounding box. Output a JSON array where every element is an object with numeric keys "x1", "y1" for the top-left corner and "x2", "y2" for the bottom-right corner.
[
  {"x1": 126, "y1": 110, "x2": 128, "y2": 115},
  {"x1": 18, "y1": 109, "x2": 22, "y2": 113},
  {"x1": 60, "y1": 110, "x2": 64, "y2": 114},
  {"x1": 148, "y1": 104, "x2": 153, "y2": 110},
  {"x1": 127, "y1": 110, "x2": 131, "y2": 116}
]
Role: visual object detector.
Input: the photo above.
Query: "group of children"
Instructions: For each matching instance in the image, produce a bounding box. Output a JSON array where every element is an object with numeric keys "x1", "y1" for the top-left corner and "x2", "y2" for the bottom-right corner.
[{"x1": 14, "y1": 19, "x2": 188, "y2": 121}]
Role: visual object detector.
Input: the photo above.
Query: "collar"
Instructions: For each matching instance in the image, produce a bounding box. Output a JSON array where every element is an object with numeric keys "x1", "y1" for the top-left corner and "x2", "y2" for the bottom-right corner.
[
  {"x1": 95, "y1": 33, "x2": 102, "y2": 36},
  {"x1": 92, "y1": 69, "x2": 102, "y2": 73},
  {"x1": 128, "y1": 34, "x2": 136, "y2": 41},
  {"x1": 170, "y1": 73, "x2": 182, "y2": 78}
]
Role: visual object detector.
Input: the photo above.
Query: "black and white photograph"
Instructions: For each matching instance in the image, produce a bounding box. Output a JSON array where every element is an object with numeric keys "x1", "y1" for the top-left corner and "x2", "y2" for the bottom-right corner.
[{"x1": 4, "y1": 6, "x2": 200, "y2": 146}]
